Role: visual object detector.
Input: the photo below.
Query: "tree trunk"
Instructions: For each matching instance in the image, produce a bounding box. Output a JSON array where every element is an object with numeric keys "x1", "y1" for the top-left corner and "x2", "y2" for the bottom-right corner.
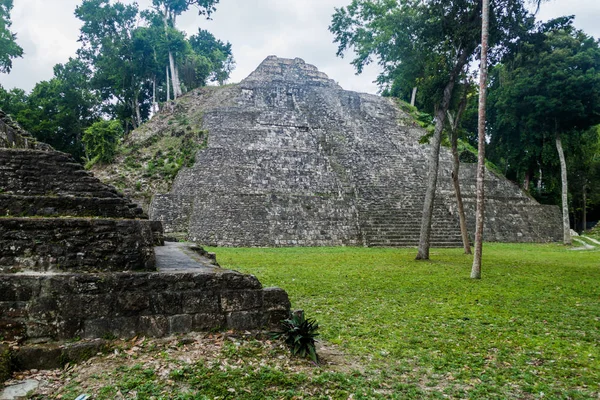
[
  {"x1": 583, "y1": 185, "x2": 587, "y2": 232},
  {"x1": 152, "y1": 75, "x2": 158, "y2": 114},
  {"x1": 555, "y1": 132, "x2": 571, "y2": 244},
  {"x1": 134, "y1": 96, "x2": 142, "y2": 128},
  {"x1": 162, "y1": 8, "x2": 181, "y2": 100},
  {"x1": 523, "y1": 168, "x2": 531, "y2": 192},
  {"x1": 130, "y1": 100, "x2": 138, "y2": 130},
  {"x1": 168, "y1": 51, "x2": 182, "y2": 99},
  {"x1": 447, "y1": 89, "x2": 471, "y2": 255},
  {"x1": 166, "y1": 65, "x2": 171, "y2": 102},
  {"x1": 410, "y1": 87, "x2": 417, "y2": 107},
  {"x1": 537, "y1": 165, "x2": 543, "y2": 193},
  {"x1": 415, "y1": 51, "x2": 469, "y2": 260},
  {"x1": 471, "y1": 0, "x2": 490, "y2": 279}
]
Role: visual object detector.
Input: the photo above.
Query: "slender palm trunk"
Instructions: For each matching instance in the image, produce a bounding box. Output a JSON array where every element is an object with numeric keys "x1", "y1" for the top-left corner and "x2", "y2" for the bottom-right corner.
[
  {"x1": 471, "y1": 0, "x2": 490, "y2": 279},
  {"x1": 556, "y1": 132, "x2": 571, "y2": 244}
]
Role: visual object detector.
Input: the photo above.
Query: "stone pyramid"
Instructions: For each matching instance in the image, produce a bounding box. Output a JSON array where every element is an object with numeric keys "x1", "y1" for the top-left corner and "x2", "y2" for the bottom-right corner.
[{"x1": 148, "y1": 56, "x2": 561, "y2": 247}]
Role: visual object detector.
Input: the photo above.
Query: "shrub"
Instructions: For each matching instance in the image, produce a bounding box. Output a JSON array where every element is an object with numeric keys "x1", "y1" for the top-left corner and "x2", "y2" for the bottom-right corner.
[
  {"x1": 272, "y1": 311, "x2": 320, "y2": 364},
  {"x1": 82, "y1": 120, "x2": 123, "y2": 167}
]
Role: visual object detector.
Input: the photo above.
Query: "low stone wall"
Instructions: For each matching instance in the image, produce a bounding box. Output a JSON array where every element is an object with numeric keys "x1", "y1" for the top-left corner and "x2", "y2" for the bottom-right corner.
[
  {"x1": 0, "y1": 271, "x2": 290, "y2": 342},
  {"x1": 0, "y1": 194, "x2": 144, "y2": 219},
  {"x1": 0, "y1": 218, "x2": 156, "y2": 273}
]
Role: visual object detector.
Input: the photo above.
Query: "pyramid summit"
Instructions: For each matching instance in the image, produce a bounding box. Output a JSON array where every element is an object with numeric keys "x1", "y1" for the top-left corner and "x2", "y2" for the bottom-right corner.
[
  {"x1": 117, "y1": 55, "x2": 563, "y2": 246},
  {"x1": 242, "y1": 56, "x2": 342, "y2": 88}
]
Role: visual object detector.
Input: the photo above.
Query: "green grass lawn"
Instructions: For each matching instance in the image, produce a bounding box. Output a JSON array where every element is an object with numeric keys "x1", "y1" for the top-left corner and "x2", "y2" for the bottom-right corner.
[{"x1": 210, "y1": 243, "x2": 600, "y2": 399}]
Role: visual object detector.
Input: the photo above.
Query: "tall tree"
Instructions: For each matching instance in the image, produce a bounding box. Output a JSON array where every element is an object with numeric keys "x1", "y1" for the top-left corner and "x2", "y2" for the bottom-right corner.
[
  {"x1": 188, "y1": 28, "x2": 234, "y2": 85},
  {"x1": 471, "y1": 0, "x2": 490, "y2": 279},
  {"x1": 16, "y1": 58, "x2": 100, "y2": 158},
  {"x1": 151, "y1": 0, "x2": 219, "y2": 99},
  {"x1": 330, "y1": 0, "x2": 533, "y2": 259},
  {"x1": 0, "y1": 0, "x2": 22, "y2": 73},
  {"x1": 487, "y1": 18, "x2": 600, "y2": 244}
]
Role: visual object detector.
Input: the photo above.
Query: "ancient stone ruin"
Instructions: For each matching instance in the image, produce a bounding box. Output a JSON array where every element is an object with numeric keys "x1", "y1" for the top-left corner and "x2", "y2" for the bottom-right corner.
[
  {"x1": 0, "y1": 112, "x2": 290, "y2": 370},
  {"x1": 147, "y1": 56, "x2": 561, "y2": 246}
]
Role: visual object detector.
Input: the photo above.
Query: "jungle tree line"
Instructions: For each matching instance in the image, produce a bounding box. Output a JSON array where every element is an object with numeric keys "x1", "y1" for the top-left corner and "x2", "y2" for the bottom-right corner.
[
  {"x1": 0, "y1": 0, "x2": 232, "y2": 160},
  {"x1": 330, "y1": 0, "x2": 600, "y2": 255}
]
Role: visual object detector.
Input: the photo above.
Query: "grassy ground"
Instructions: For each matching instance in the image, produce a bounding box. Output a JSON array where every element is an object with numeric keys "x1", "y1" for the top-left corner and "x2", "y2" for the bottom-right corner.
[
  {"x1": 23, "y1": 243, "x2": 599, "y2": 399},
  {"x1": 212, "y1": 243, "x2": 599, "y2": 399}
]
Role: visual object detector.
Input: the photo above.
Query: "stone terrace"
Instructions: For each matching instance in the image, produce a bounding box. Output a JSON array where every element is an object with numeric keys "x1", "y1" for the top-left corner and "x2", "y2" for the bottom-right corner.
[{"x1": 0, "y1": 113, "x2": 290, "y2": 366}]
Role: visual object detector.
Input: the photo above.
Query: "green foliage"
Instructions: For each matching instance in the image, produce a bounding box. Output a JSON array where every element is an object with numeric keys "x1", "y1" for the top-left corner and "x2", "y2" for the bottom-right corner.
[
  {"x1": 272, "y1": 312, "x2": 320, "y2": 364},
  {"x1": 188, "y1": 29, "x2": 235, "y2": 85},
  {"x1": 0, "y1": 0, "x2": 23, "y2": 73},
  {"x1": 82, "y1": 120, "x2": 124, "y2": 167},
  {"x1": 1, "y1": 58, "x2": 100, "y2": 159},
  {"x1": 488, "y1": 17, "x2": 600, "y2": 203},
  {"x1": 330, "y1": 0, "x2": 533, "y2": 113}
]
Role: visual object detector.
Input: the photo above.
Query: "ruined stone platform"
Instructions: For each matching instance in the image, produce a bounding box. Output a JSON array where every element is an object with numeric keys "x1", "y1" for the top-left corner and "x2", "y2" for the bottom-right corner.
[{"x1": 0, "y1": 112, "x2": 291, "y2": 377}]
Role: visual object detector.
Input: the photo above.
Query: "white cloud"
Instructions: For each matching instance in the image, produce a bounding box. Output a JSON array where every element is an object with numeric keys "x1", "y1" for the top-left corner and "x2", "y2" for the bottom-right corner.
[{"x1": 0, "y1": 0, "x2": 598, "y2": 95}]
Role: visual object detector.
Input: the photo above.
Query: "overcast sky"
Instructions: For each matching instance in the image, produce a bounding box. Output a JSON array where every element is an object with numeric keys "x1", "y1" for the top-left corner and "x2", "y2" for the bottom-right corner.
[{"x1": 1, "y1": 0, "x2": 598, "y2": 95}]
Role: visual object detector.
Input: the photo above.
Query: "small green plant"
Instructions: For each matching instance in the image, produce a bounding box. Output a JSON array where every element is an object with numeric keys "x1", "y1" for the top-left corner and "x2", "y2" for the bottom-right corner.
[
  {"x1": 82, "y1": 120, "x2": 124, "y2": 168},
  {"x1": 272, "y1": 311, "x2": 320, "y2": 364}
]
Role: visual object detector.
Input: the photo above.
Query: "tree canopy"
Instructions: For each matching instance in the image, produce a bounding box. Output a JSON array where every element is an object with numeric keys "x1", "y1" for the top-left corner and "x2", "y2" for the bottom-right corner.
[{"x1": 0, "y1": 0, "x2": 23, "y2": 73}]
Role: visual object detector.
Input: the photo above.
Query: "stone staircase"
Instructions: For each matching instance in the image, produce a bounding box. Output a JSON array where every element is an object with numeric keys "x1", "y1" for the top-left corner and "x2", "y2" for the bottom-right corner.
[{"x1": 358, "y1": 190, "x2": 464, "y2": 247}]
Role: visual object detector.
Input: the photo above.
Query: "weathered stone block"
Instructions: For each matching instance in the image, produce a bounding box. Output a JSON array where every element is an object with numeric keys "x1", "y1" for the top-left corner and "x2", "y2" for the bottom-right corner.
[
  {"x1": 219, "y1": 272, "x2": 262, "y2": 290},
  {"x1": 115, "y1": 292, "x2": 151, "y2": 316},
  {"x1": 139, "y1": 315, "x2": 169, "y2": 337},
  {"x1": 83, "y1": 318, "x2": 110, "y2": 339},
  {"x1": 12, "y1": 345, "x2": 62, "y2": 370},
  {"x1": 0, "y1": 278, "x2": 38, "y2": 301},
  {"x1": 109, "y1": 317, "x2": 139, "y2": 339},
  {"x1": 262, "y1": 287, "x2": 291, "y2": 311},
  {"x1": 221, "y1": 290, "x2": 263, "y2": 312},
  {"x1": 226, "y1": 311, "x2": 264, "y2": 331},
  {"x1": 181, "y1": 291, "x2": 219, "y2": 314},
  {"x1": 264, "y1": 309, "x2": 290, "y2": 330},
  {"x1": 149, "y1": 291, "x2": 182, "y2": 314},
  {"x1": 168, "y1": 314, "x2": 193, "y2": 334},
  {"x1": 192, "y1": 313, "x2": 225, "y2": 330}
]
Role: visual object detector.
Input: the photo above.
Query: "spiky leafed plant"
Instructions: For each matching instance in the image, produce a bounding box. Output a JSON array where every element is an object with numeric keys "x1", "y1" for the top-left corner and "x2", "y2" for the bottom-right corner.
[{"x1": 272, "y1": 312, "x2": 320, "y2": 364}]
